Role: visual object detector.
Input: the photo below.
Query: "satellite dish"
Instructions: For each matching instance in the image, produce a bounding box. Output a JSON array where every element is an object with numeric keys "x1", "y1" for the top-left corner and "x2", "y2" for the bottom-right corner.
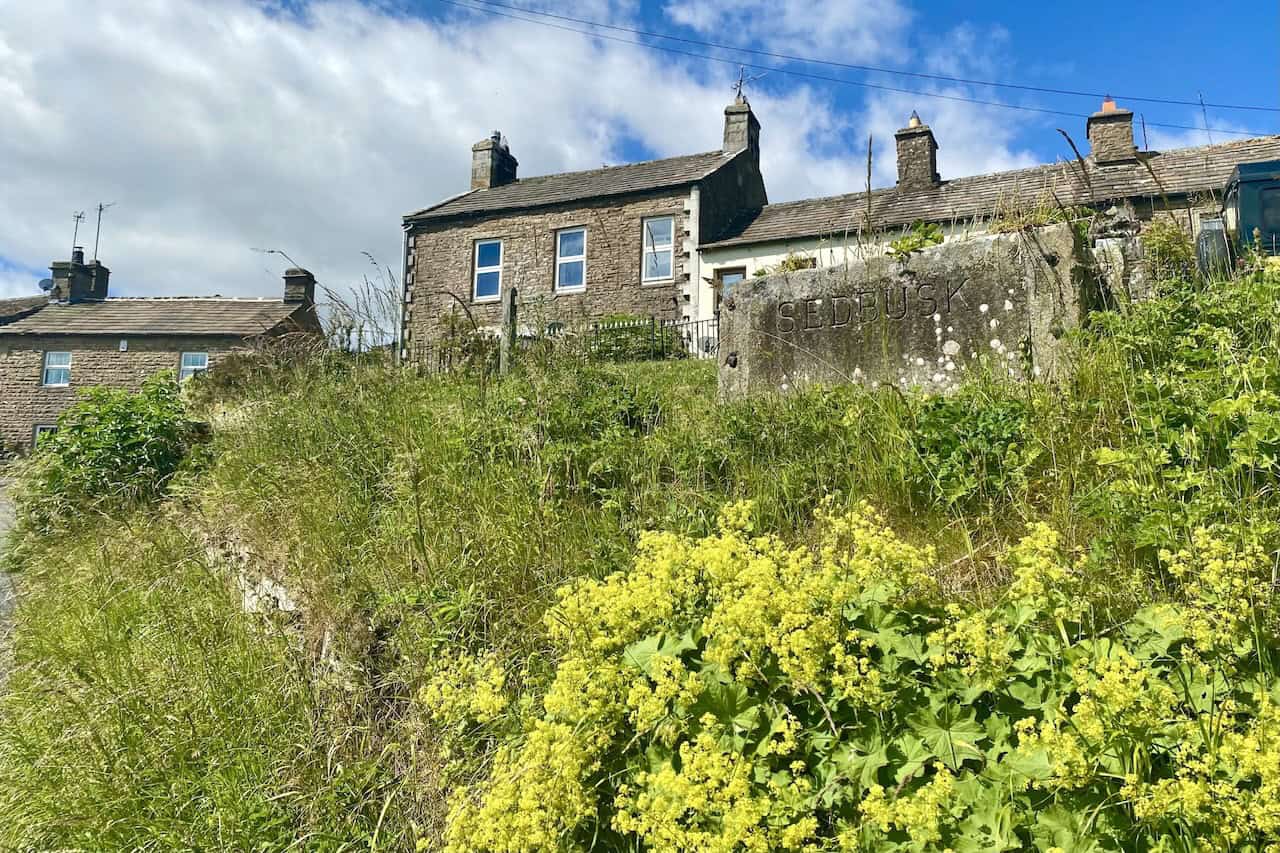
[{"x1": 38, "y1": 278, "x2": 53, "y2": 292}]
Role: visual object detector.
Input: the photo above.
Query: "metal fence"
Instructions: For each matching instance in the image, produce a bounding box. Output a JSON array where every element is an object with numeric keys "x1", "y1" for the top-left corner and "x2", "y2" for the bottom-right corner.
[
  {"x1": 405, "y1": 315, "x2": 719, "y2": 375},
  {"x1": 587, "y1": 316, "x2": 719, "y2": 363}
]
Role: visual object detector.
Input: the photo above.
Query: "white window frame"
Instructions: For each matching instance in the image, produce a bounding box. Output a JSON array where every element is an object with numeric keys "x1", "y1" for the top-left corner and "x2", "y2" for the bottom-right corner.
[
  {"x1": 473, "y1": 238, "x2": 503, "y2": 303},
  {"x1": 42, "y1": 351, "x2": 71, "y2": 387},
  {"x1": 33, "y1": 424, "x2": 57, "y2": 445},
  {"x1": 179, "y1": 351, "x2": 209, "y2": 382},
  {"x1": 554, "y1": 227, "x2": 587, "y2": 293},
  {"x1": 641, "y1": 216, "x2": 675, "y2": 284}
]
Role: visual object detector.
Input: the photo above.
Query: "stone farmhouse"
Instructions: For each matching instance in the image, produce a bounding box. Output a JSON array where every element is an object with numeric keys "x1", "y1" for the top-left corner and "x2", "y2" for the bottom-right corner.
[
  {"x1": 0, "y1": 250, "x2": 322, "y2": 451},
  {"x1": 400, "y1": 97, "x2": 1280, "y2": 356},
  {"x1": 401, "y1": 98, "x2": 767, "y2": 355}
]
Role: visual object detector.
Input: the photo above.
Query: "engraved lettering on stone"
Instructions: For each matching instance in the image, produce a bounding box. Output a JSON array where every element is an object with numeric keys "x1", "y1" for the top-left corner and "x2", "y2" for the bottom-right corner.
[
  {"x1": 857, "y1": 290, "x2": 878, "y2": 323},
  {"x1": 804, "y1": 299, "x2": 822, "y2": 330},
  {"x1": 831, "y1": 295, "x2": 853, "y2": 327},
  {"x1": 916, "y1": 283, "x2": 937, "y2": 317},
  {"x1": 884, "y1": 285, "x2": 909, "y2": 320},
  {"x1": 778, "y1": 301, "x2": 797, "y2": 332}
]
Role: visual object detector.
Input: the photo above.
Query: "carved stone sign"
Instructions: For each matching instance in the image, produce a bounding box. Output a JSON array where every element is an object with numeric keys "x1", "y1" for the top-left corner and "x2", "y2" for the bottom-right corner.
[{"x1": 719, "y1": 223, "x2": 1096, "y2": 397}]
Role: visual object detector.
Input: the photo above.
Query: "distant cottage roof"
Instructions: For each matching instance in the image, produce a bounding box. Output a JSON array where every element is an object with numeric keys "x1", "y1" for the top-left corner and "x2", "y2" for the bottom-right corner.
[
  {"x1": 0, "y1": 298, "x2": 310, "y2": 337},
  {"x1": 703, "y1": 135, "x2": 1280, "y2": 249},
  {"x1": 0, "y1": 296, "x2": 48, "y2": 325},
  {"x1": 405, "y1": 150, "x2": 739, "y2": 222}
]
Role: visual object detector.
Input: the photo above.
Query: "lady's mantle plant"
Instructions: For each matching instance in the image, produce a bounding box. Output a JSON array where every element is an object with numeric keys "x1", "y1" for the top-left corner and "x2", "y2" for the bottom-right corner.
[{"x1": 425, "y1": 501, "x2": 1280, "y2": 852}]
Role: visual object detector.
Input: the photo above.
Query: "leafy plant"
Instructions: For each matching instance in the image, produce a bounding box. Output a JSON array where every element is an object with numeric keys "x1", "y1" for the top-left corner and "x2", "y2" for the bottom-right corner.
[
  {"x1": 907, "y1": 385, "x2": 1037, "y2": 509},
  {"x1": 887, "y1": 221, "x2": 944, "y2": 261},
  {"x1": 1141, "y1": 218, "x2": 1196, "y2": 282},
  {"x1": 753, "y1": 252, "x2": 818, "y2": 277},
  {"x1": 433, "y1": 504, "x2": 1280, "y2": 852},
  {"x1": 12, "y1": 372, "x2": 205, "y2": 531}
]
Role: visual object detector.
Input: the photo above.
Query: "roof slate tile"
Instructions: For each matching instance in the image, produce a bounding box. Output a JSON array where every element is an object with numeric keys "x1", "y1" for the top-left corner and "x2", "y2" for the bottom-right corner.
[
  {"x1": 405, "y1": 150, "x2": 735, "y2": 222},
  {"x1": 703, "y1": 135, "x2": 1280, "y2": 249},
  {"x1": 0, "y1": 298, "x2": 307, "y2": 337}
]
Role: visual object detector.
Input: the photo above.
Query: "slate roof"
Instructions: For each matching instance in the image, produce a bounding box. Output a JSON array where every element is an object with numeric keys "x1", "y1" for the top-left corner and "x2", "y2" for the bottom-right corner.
[
  {"x1": 703, "y1": 135, "x2": 1280, "y2": 249},
  {"x1": 0, "y1": 296, "x2": 48, "y2": 325},
  {"x1": 0, "y1": 298, "x2": 309, "y2": 337},
  {"x1": 405, "y1": 150, "x2": 737, "y2": 222}
]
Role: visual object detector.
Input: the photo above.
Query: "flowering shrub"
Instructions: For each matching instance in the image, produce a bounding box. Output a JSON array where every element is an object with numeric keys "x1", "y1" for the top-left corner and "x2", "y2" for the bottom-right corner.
[{"x1": 427, "y1": 502, "x2": 1280, "y2": 852}]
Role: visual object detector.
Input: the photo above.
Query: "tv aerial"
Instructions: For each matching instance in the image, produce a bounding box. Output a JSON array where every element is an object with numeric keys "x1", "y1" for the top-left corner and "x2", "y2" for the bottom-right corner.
[{"x1": 732, "y1": 66, "x2": 768, "y2": 101}]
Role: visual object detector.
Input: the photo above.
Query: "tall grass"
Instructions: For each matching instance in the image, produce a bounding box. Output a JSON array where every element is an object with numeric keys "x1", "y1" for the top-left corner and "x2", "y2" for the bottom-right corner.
[{"x1": 2, "y1": 265, "x2": 1279, "y2": 848}]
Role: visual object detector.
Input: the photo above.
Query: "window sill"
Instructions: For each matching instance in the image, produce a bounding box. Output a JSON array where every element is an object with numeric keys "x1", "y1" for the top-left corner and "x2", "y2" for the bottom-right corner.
[
  {"x1": 472, "y1": 296, "x2": 501, "y2": 305},
  {"x1": 553, "y1": 287, "x2": 586, "y2": 297},
  {"x1": 640, "y1": 278, "x2": 675, "y2": 288},
  {"x1": 42, "y1": 383, "x2": 70, "y2": 389}
]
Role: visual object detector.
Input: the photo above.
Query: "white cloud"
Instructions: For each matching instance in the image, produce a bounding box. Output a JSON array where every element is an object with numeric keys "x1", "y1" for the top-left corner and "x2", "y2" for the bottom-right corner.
[
  {"x1": 662, "y1": 0, "x2": 911, "y2": 63},
  {"x1": 0, "y1": 0, "x2": 1039, "y2": 303}
]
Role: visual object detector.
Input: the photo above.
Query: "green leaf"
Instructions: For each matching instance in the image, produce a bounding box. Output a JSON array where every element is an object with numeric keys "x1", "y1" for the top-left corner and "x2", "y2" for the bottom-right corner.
[
  {"x1": 622, "y1": 630, "x2": 696, "y2": 675},
  {"x1": 832, "y1": 736, "x2": 890, "y2": 791},
  {"x1": 690, "y1": 680, "x2": 759, "y2": 750},
  {"x1": 907, "y1": 707, "x2": 986, "y2": 771},
  {"x1": 890, "y1": 733, "x2": 933, "y2": 786},
  {"x1": 1031, "y1": 805, "x2": 1103, "y2": 853}
]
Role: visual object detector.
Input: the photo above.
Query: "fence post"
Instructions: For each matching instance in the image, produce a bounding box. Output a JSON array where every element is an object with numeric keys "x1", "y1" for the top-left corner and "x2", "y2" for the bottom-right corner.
[{"x1": 499, "y1": 287, "x2": 517, "y2": 375}]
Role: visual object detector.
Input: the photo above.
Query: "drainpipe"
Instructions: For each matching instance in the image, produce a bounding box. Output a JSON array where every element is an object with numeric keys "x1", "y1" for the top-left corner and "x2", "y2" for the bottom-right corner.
[{"x1": 399, "y1": 224, "x2": 410, "y2": 365}]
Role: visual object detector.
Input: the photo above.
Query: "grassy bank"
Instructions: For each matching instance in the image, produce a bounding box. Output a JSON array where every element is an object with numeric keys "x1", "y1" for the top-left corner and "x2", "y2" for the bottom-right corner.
[{"x1": 1, "y1": 267, "x2": 1279, "y2": 850}]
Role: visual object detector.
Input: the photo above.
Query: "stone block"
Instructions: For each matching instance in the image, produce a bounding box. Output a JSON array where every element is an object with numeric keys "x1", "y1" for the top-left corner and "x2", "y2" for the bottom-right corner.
[{"x1": 718, "y1": 223, "x2": 1098, "y2": 397}]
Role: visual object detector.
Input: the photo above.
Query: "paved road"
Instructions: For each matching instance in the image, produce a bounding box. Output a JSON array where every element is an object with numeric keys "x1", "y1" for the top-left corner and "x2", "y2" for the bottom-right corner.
[{"x1": 0, "y1": 478, "x2": 13, "y2": 683}]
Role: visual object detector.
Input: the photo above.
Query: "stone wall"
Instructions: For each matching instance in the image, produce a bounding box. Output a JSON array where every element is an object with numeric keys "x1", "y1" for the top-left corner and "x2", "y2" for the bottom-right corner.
[
  {"x1": 404, "y1": 187, "x2": 693, "y2": 349},
  {"x1": 719, "y1": 223, "x2": 1100, "y2": 397},
  {"x1": 0, "y1": 334, "x2": 242, "y2": 449},
  {"x1": 698, "y1": 149, "x2": 768, "y2": 244}
]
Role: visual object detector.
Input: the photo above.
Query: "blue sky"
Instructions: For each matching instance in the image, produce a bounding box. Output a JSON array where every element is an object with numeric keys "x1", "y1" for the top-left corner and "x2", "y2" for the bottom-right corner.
[{"x1": 1, "y1": 0, "x2": 1276, "y2": 300}]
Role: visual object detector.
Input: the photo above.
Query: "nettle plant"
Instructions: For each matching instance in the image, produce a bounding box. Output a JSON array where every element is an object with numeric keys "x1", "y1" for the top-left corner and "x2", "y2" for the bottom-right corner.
[{"x1": 426, "y1": 502, "x2": 1280, "y2": 853}]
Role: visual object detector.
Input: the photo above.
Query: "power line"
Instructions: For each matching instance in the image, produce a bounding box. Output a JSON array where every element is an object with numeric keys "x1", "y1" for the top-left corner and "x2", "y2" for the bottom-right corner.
[
  {"x1": 438, "y1": 0, "x2": 1273, "y2": 137},
  {"x1": 453, "y1": 0, "x2": 1280, "y2": 115}
]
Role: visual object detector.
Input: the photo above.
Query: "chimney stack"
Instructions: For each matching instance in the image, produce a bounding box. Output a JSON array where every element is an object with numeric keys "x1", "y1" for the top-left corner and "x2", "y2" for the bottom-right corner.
[
  {"x1": 49, "y1": 247, "x2": 108, "y2": 303},
  {"x1": 283, "y1": 267, "x2": 316, "y2": 305},
  {"x1": 471, "y1": 131, "x2": 519, "y2": 190},
  {"x1": 895, "y1": 111, "x2": 940, "y2": 191},
  {"x1": 723, "y1": 95, "x2": 761, "y2": 161},
  {"x1": 1087, "y1": 96, "x2": 1138, "y2": 164}
]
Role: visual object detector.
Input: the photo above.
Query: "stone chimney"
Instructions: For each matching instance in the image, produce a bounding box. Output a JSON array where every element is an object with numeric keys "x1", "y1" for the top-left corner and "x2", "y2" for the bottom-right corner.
[
  {"x1": 1087, "y1": 97, "x2": 1138, "y2": 164},
  {"x1": 283, "y1": 267, "x2": 316, "y2": 305},
  {"x1": 723, "y1": 95, "x2": 761, "y2": 160},
  {"x1": 471, "y1": 131, "x2": 519, "y2": 190},
  {"x1": 49, "y1": 247, "x2": 109, "y2": 303},
  {"x1": 895, "y1": 111, "x2": 940, "y2": 191}
]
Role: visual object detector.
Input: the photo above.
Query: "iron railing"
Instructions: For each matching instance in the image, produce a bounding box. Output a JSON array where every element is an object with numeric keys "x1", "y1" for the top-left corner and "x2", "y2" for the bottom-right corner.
[
  {"x1": 406, "y1": 315, "x2": 720, "y2": 374},
  {"x1": 588, "y1": 316, "x2": 719, "y2": 362}
]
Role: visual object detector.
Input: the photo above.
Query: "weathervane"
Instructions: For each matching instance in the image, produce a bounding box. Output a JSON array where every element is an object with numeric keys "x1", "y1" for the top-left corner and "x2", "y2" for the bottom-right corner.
[{"x1": 732, "y1": 65, "x2": 768, "y2": 102}]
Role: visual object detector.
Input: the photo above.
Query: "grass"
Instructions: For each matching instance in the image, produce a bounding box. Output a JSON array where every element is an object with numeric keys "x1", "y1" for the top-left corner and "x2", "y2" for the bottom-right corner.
[{"x1": 1, "y1": 264, "x2": 1279, "y2": 849}]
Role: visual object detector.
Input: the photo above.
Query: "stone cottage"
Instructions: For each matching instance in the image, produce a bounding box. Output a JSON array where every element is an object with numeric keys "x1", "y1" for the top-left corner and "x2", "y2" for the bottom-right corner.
[
  {"x1": 0, "y1": 250, "x2": 322, "y2": 451},
  {"x1": 400, "y1": 97, "x2": 767, "y2": 357},
  {"x1": 401, "y1": 97, "x2": 1280, "y2": 352},
  {"x1": 698, "y1": 101, "x2": 1280, "y2": 302}
]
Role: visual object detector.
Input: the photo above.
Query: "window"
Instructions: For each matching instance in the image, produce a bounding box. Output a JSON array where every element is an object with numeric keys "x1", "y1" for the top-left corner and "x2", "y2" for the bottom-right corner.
[
  {"x1": 179, "y1": 352, "x2": 209, "y2": 382},
  {"x1": 714, "y1": 267, "x2": 746, "y2": 314},
  {"x1": 32, "y1": 425, "x2": 57, "y2": 446},
  {"x1": 555, "y1": 228, "x2": 586, "y2": 291},
  {"x1": 641, "y1": 216, "x2": 674, "y2": 282},
  {"x1": 42, "y1": 351, "x2": 71, "y2": 387},
  {"x1": 473, "y1": 239, "x2": 503, "y2": 302}
]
